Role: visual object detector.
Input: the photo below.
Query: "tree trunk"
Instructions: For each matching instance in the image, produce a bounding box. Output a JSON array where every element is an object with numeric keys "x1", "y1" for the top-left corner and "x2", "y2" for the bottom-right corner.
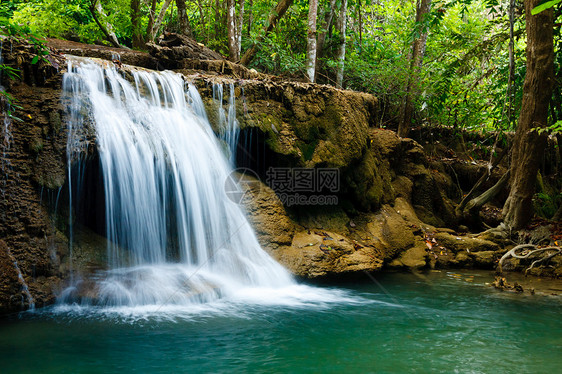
[
  {"x1": 335, "y1": 0, "x2": 347, "y2": 88},
  {"x1": 237, "y1": 0, "x2": 245, "y2": 56},
  {"x1": 227, "y1": 0, "x2": 244, "y2": 61},
  {"x1": 227, "y1": 0, "x2": 237, "y2": 61},
  {"x1": 357, "y1": 3, "x2": 362, "y2": 51},
  {"x1": 90, "y1": 0, "x2": 125, "y2": 48},
  {"x1": 315, "y1": 0, "x2": 336, "y2": 81},
  {"x1": 506, "y1": 0, "x2": 516, "y2": 126},
  {"x1": 176, "y1": 0, "x2": 193, "y2": 37},
  {"x1": 306, "y1": 0, "x2": 318, "y2": 82},
  {"x1": 317, "y1": 0, "x2": 336, "y2": 56},
  {"x1": 239, "y1": 0, "x2": 293, "y2": 66},
  {"x1": 131, "y1": 0, "x2": 144, "y2": 48},
  {"x1": 397, "y1": 0, "x2": 432, "y2": 138},
  {"x1": 150, "y1": 0, "x2": 173, "y2": 41},
  {"x1": 502, "y1": 0, "x2": 554, "y2": 230}
]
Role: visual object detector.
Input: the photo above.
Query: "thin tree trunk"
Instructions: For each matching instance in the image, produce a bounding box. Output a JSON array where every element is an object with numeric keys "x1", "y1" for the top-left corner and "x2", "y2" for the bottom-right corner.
[
  {"x1": 215, "y1": 0, "x2": 221, "y2": 40},
  {"x1": 335, "y1": 0, "x2": 347, "y2": 88},
  {"x1": 131, "y1": 0, "x2": 144, "y2": 48},
  {"x1": 194, "y1": 0, "x2": 207, "y2": 42},
  {"x1": 306, "y1": 0, "x2": 318, "y2": 82},
  {"x1": 150, "y1": 0, "x2": 173, "y2": 41},
  {"x1": 247, "y1": 0, "x2": 253, "y2": 36},
  {"x1": 239, "y1": 0, "x2": 293, "y2": 66},
  {"x1": 315, "y1": 0, "x2": 336, "y2": 81},
  {"x1": 176, "y1": 0, "x2": 193, "y2": 37},
  {"x1": 146, "y1": 0, "x2": 157, "y2": 38},
  {"x1": 227, "y1": 0, "x2": 238, "y2": 61},
  {"x1": 507, "y1": 0, "x2": 515, "y2": 126},
  {"x1": 237, "y1": 0, "x2": 245, "y2": 56},
  {"x1": 317, "y1": 0, "x2": 336, "y2": 56},
  {"x1": 90, "y1": 0, "x2": 125, "y2": 48},
  {"x1": 397, "y1": 0, "x2": 432, "y2": 138},
  {"x1": 358, "y1": 4, "x2": 362, "y2": 51},
  {"x1": 502, "y1": 0, "x2": 555, "y2": 230}
]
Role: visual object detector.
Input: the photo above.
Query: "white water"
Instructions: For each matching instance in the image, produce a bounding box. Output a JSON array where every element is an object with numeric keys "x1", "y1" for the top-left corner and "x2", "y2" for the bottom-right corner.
[
  {"x1": 60, "y1": 57, "x2": 300, "y2": 309},
  {"x1": 213, "y1": 82, "x2": 239, "y2": 164},
  {"x1": 5, "y1": 247, "x2": 35, "y2": 310}
]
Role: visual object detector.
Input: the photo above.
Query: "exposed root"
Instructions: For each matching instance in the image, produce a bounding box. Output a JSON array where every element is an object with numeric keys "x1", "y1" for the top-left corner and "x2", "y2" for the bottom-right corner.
[{"x1": 498, "y1": 244, "x2": 562, "y2": 275}]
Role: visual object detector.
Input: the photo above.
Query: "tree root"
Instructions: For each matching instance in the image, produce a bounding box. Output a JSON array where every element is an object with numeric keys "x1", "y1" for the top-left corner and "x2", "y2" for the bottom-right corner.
[{"x1": 498, "y1": 243, "x2": 562, "y2": 275}]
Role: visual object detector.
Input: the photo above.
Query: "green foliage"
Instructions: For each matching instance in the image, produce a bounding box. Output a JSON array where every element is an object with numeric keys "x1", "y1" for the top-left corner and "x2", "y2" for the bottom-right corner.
[
  {"x1": 9, "y1": 0, "x2": 130, "y2": 45},
  {"x1": 246, "y1": 3, "x2": 308, "y2": 76},
  {"x1": 0, "y1": 0, "x2": 559, "y2": 138},
  {"x1": 0, "y1": 12, "x2": 54, "y2": 121},
  {"x1": 533, "y1": 191, "x2": 562, "y2": 219},
  {"x1": 531, "y1": 0, "x2": 561, "y2": 15},
  {"x1": 531, "y1": 120, "x2": 562, "y2": 135}
]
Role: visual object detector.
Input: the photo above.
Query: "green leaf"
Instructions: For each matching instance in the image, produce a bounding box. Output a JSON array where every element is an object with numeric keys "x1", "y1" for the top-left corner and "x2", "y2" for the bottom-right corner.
[
  {"x1": 531, "y1": 0, "x2": 561, "y2": 15},
  {"x1": 31, "y1": 55, "x2": 39, "y2": 64}
]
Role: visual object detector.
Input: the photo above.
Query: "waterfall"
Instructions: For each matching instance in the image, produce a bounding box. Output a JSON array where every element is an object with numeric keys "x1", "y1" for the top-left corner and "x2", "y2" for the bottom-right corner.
[
  {"x1": 6, "y1": 247, "x2": 35, "y2": 310},
  {"x1": 61, "y1": 57, "x2": 293, "y2": 307},
  {"x1": 213, "y1": 82, "x2": 239, "y2": 165}
]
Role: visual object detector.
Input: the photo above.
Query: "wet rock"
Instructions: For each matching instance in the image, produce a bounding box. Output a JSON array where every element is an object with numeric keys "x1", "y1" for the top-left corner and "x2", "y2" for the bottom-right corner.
[
  {"x1": 47, "y1": 38, "x2": 159, "y2": 69},
  {"x1": 240, "y1": 176, "x2": 385, "y2": 278},
  {"x1": 454, "y1": 251, "x2": 473, "y2": 267},
  {"x1": 432, "y1": 232, "x2": 500, "y2": 253},
  {"x1": 364, "y1": 205, "x2": 415, "y2": 259},
  {"x1": 277, "y1": 231, "x2": 382, "y2": 278},
  {"x1": 471, "y1": 251, "x2": 498, "y2": 269},
  {"x1": 0, "y1": 240, "x2": 22, "y2": 314},
  {"x1": 388, "y1": 242, "x2": 428, "y2": 270},
  {"x1": 240, "y1": 175, "x2": 296, "y2": 251}
]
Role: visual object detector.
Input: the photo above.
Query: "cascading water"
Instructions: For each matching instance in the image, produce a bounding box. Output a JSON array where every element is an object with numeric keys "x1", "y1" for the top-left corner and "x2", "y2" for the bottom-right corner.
[
  {"x1": 213, "y1": 82, "x2": 239, "y2": 165},
  {"x1": 5, "y1": 247, "x2": 35, "y2": 310},
  {"x1": 61, "y1": 57, "x2": 294, "y2": 308}
]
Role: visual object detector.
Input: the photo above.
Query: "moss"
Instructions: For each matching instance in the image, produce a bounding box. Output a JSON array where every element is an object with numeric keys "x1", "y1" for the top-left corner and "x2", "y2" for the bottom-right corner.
[
  {"x1": 49, "y1": 111, "x2": 62, "y2": 134},
  {"x1": 35, "y1": 173, "x2": 65, "y2": 189},
  {"x1": 298, "y1": 139, "x2": 319, "y2": 161},
  {"x1": 29, "y1": 137, "x2": 44, "y2": 155}
]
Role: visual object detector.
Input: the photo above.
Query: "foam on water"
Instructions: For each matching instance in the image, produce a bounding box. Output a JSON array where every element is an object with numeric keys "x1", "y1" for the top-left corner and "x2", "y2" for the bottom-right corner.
[{"x1": 50, "y1": 282, "x2": 375, "y2": 323}]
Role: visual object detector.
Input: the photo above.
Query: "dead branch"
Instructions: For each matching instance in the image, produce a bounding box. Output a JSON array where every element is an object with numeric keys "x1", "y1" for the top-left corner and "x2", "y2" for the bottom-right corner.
[
  {"x1": 456, "y1": 145, "x2": 509, "y2": 214},
  {"x1": 464, "y1": 169, "x2": 510, "y2": 214}
]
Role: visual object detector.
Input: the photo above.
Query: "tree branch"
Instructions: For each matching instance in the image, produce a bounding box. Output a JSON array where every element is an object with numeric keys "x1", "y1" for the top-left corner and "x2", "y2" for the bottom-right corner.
[
  {"x1": 456, "y1": 145, "x2": 509, "y2": 214},
  {"x1": 89, "y1": 0, "x2": 126, "y2": 49},
  {"x1": 239, "y1": 0, "x2": 293, "y2": 66}
]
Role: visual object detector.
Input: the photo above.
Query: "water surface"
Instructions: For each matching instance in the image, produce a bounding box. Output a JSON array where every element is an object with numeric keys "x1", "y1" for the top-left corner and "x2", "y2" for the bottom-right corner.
[{"x1": 1, "y1": 271, "x2": 561, "y2": 373}]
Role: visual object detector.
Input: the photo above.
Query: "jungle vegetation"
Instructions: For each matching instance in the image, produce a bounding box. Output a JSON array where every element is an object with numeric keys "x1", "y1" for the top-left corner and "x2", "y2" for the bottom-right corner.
[{"x1": 0, "y1": 0, "x2": 561, "y2": 229}]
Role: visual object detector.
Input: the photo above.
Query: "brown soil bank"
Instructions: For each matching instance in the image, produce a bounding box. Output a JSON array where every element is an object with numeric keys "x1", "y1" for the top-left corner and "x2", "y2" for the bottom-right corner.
[{"x1": 0, "y1": 37, "x2": 560, "y2": 314}]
